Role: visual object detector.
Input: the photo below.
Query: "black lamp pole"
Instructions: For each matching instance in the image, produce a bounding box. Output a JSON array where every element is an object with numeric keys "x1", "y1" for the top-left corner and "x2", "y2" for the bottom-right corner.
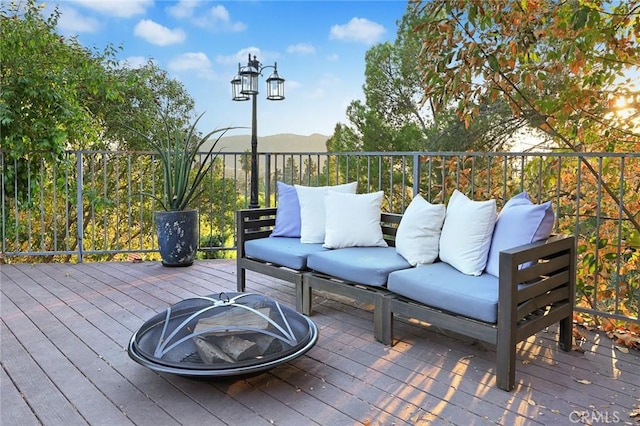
[
  {"x1": 231, "y1": 54, "x2": 285, "y2": 209},
  {"x1": 249, "y1": 89, "x2": 259, "y2": 209}
]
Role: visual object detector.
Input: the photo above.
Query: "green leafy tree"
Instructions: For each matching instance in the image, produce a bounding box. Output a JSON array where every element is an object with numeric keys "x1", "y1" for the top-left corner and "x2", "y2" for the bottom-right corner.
[
  {"x1": 1, "y1": 0, "x2": 198, "y2": 198},
  {"x1": 329, "y1": 3, "x2": 533, "y2": 157},
  {"x1": 1, "y1": 0, "x2": 117, "y2": 200},
  {"x1": 112, "y1": 61, "x2": 196, "y2": 151},
  {"x1": 282, "y1": 157, "x2": 300, "y2": 184},
  {"x1": 0, "y1": 0, "x2": 224, "y2": 263},
  {"x1": 1, "y1": 0, "x2": 118, "y2": 154}
]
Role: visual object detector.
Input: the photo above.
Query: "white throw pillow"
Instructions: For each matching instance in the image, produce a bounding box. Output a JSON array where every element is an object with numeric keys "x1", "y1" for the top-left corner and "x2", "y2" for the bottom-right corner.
[
  {"x1": 439, "y1": 190, "x2": 497, "y2": 276},
  {"x1": 395, "y1": 194, "x2": 446, "y2": 266},
  {"x1": 295, "y1": 182, "x2": 358, "y2": 243},
  {"x1": 323, "y1": 191, "x2": 387, "y2": 249},
  {"x1": 484, "y1": 191, "x2": 554, "y2": 277}
]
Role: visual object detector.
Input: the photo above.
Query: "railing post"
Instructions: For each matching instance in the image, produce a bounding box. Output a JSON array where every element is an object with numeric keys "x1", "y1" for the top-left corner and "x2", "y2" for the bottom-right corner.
[
  {"x1": 412, "y1": 153, "x2": 420, "y2": 197},
  {"x1": 264, "y1": 153, "x2": 271, "y2": 207},
  {"x1": 76, "y1": 151, "x2": 84, "y2": 263}
]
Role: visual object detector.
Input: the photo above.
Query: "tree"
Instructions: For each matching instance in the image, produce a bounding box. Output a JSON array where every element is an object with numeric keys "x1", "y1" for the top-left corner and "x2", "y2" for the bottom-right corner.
[
  {"x1": 411, "y1": 0, "x2": 640, "y2": 328},
  {"x1": 1, "y1": 0, "x2": 199, "y2": 206},
  {"x1": 1, "y1": 0, "x2": 120, "y2": 153},
  {"x1": 109, "y1": 61, "x2": 196, "y2": 151},
  {"x1": 411, "y1": 0, "x2": 640, "y2": 226},
  {"x1": 329, "y1": 3, "x2": 537, "y2": 156},
  {"x1": 0, "y1": 0, "x2": 215, "y2": 264},
  {"x1": 412, "y1": 1, "x2": 640, "y2": 150}
]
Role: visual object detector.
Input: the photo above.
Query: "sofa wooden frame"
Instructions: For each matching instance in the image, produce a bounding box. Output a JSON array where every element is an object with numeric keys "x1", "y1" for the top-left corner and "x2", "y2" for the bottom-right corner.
[
  {"x1": 236, "y1": 207, "x2": 576, "y2": 391},
  {"x1": 236, "y1": 207, "x2": 305, "y2": 312}
]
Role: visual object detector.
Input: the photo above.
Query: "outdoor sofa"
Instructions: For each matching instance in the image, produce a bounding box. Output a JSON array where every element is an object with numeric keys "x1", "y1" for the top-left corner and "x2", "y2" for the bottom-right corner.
[{"x1": 236, "y1": 183, "x2": 576, "y2": 391}]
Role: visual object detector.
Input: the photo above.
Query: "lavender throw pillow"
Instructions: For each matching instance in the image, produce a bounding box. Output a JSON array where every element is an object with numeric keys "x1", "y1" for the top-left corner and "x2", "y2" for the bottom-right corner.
[
  {"x1": 485, "y1": 191, "x2": 554, "y2": 277},
  {"x1": 270, "y1": 182, "x2": 301, "y2": 238}
]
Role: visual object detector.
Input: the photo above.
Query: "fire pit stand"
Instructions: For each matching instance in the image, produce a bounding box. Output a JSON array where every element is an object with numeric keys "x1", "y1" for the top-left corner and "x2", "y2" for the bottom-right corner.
[{"x1": 128, "y1": 293, "x2": 318, "y2": 377}]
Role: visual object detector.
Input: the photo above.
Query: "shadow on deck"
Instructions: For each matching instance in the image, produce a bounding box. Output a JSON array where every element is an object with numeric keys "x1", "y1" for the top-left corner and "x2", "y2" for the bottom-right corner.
[{"x1": 1, "y1": 260, "x2": 639, "y2": 425}]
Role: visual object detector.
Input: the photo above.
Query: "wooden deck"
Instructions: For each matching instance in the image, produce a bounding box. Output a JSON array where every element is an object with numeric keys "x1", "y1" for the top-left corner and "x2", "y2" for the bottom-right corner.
[{"x1": 1, "y1": 260, "x2": 639, "y2": 426}]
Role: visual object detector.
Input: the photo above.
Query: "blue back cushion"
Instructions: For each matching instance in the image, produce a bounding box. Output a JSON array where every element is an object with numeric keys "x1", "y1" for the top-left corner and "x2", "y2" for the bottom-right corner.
[{"x1": 271, "y1": 182, "x2": 301, "y2": 238}]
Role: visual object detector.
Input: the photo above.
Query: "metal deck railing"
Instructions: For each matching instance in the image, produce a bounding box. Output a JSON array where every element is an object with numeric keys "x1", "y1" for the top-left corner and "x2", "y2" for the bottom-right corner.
[{"x1": 2, "y1": 149, "x2": 638, "y2": 325}]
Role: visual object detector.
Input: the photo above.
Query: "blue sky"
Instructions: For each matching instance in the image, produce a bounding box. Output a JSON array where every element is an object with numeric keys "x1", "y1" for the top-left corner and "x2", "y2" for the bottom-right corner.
[{"x1": 47, "y1": 0, "x2": 409, "y2": 137}]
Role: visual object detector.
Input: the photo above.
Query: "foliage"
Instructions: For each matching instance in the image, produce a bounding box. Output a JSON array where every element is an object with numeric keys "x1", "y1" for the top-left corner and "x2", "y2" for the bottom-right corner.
[
  {"x1": 1, "y1": 0, "x2": 110, "y2": 201},
  {"x1": 329, "y1": 3, "x2": 536, "y2": 155},
  {"x1": 111, "y1": 61, "x2": 197, "y2": 151},
  {"x1": 0, "y1": 148, "x2": 241, "y2": 263},
  {"x1": 0, "y1": 0, "x2": 197, "y2": 203},
  {"x1": 127, "y1": 110, "x2": 234, "y2": 211},
  {"x1": 1, "y1": 0, "x2": 115, "y2": 154},
  {"x1": 412, "y1": 0, "x2": 640, "y2": 151},
  {"x1": 411, "y1": 0, "x2": 640, "y2": 329}
]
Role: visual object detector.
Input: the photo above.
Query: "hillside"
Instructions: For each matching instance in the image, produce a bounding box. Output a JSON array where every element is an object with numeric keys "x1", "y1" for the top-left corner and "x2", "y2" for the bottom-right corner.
[{"x1": 205, "y1": 133, "x2": 329, "y2": 154}]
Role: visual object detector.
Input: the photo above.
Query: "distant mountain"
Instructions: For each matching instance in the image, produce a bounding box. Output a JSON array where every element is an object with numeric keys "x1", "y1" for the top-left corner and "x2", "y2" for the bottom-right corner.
[
  {"x1": 203, "y1": 133, "x2": 330, "y2": 176},
  {"x1": 205, "y1": 133, "x2": 330, "y2": 154}
]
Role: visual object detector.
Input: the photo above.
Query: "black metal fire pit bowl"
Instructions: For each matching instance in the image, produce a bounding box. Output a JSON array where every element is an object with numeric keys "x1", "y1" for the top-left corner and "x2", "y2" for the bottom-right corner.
[{"x1": 128, "y1": 293, "x2": 318, "y2": 377}]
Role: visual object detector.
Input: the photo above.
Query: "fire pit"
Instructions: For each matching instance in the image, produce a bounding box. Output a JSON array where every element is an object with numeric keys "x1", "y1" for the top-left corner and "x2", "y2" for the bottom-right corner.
[{"x1": 128, "y1": 293, "x2": 318, "y2": 377}]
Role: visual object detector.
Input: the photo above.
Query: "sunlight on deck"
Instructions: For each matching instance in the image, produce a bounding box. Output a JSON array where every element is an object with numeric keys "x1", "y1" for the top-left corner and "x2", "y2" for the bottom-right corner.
[{"x1": 2, "y1": 260, "x2": 639, "y2": 425}]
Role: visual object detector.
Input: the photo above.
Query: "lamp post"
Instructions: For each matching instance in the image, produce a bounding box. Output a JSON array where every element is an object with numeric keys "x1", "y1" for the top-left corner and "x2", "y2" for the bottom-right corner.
[{"x1": 231, "y1": 54, "x2": 285, "y2": 209}]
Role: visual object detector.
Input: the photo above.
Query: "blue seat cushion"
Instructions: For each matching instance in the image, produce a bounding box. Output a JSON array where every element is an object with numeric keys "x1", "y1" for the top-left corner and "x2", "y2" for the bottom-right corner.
[
  {"x1": 387, "y1": 262, "x2": 500, "y2": 323},
  {"x1": 244, "y1": 237, "x2": 327, "y2": 270},
  {"x1": 307, "y1": 247, "x2": 411, "y2": 287}
]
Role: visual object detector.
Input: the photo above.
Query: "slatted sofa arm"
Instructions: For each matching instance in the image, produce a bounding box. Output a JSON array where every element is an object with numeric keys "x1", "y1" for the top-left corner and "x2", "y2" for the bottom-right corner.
[
  {"x1": 236, "y1": 208, "x2": 277, "y2": 292},
  {"x1": 380, "y1": 212, "x2": 403, "y2": 246},
  {"x1": 496, "y1": 234, "x2": 576, "y2": 391},
  {"x1": 236, "y1": 208, "x2": 277, "y2": 249}
]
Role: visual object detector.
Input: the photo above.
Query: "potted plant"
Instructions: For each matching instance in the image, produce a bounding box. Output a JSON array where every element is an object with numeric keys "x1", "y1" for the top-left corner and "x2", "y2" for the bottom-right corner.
[{"x1": 133, "y1": 111, "x2": 233, "y2": 266}]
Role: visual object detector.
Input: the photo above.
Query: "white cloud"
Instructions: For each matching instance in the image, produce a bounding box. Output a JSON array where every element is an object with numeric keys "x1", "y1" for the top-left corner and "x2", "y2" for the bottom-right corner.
[
  {"x1": 326, "y1": 53, "x2": 339, "y2": 61},
  {"x1": 168, "y1": 52, "x2": 215, "y2": 79},
  {"x1": 134, "y1": 20, "x2": 186, "y2": 46},
  {"x1": 68, "y1": 0, "x2": 152, "y2": 18},
  {"x1": 286, "y1": 80, "x2": 302, "y2": 91},
  {"x1": 167, "y1": 0, "x2": 202, "y2": 19},
  {"x1": 169, "y1": 52, "x2": 211, "y2": 71},
  {"x1": 286, "y1": 43, "x2": 316, "y2": 55},
  {"x1": 205, "y1": 5, "x2": 246, "y2": 32},
  {"x1": 210, "y1": 5, "x2": 230, "y2": 21},
  {"x1": 57, "y1": 6, "x2": 101, "y2": 34},
  {"x1": 227, "y1": 21, "x2": 248, "y2": 32},
  {"x1": 305, "y1": 87, "x2": 325, "y2": 99},
  {"x1": 217, "y1": 47, "x2": 275, "y2": 66},
  {"x1": 317, "y1": 74, "x2": 341, "y2": 87},
  {"x1": 329, "y1": 17, "x2": 385, "y2": 45}
]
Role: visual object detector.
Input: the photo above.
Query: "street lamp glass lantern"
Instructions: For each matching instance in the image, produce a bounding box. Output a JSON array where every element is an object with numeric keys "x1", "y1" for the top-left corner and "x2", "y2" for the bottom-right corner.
[
  {"x1": 231, "y1": 73, "x2": 249, "y2": 101},
  {"x1": 266, "y1": 68, "x2": 285, "y2": 101},
  {"x1": 240, "y1": 65, "x2": 260, "y2": 95}
]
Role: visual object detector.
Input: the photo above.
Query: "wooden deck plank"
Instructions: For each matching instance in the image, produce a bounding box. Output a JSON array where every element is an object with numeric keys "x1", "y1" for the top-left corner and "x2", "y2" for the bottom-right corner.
[
  {"x1": 0, "y1": 327, "x2": 45, "y2": 426},
  {"x1": 1, "y1": 268, "x2": 167, "y2": 425},
  {"x1": 388, "y1": 312, "x2": 639, "y2": 412},
  {"x1": 1, "y1": 293, "x2": 119, "y2": 426},
  {"x1": 2, "y1": 260, "x2": 639, "y2": 426},
  {"x1": 316, "y1": 296, "x2": 637, "y2": 424},
  {"x1": 61, "y1": 262, "x2": 334, "y2": 426},
  {"x1": 302, "y1": 310, "x2": 537, "y2": 425},
  {"x1": 16, "y1": 265, "x2": 249, "y2": 425}
]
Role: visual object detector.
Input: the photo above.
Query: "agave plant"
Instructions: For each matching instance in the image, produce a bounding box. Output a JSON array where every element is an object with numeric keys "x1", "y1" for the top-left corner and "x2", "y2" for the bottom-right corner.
[{"x1": 134, "y1": 111, "x2": 234, "y2": 211}]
